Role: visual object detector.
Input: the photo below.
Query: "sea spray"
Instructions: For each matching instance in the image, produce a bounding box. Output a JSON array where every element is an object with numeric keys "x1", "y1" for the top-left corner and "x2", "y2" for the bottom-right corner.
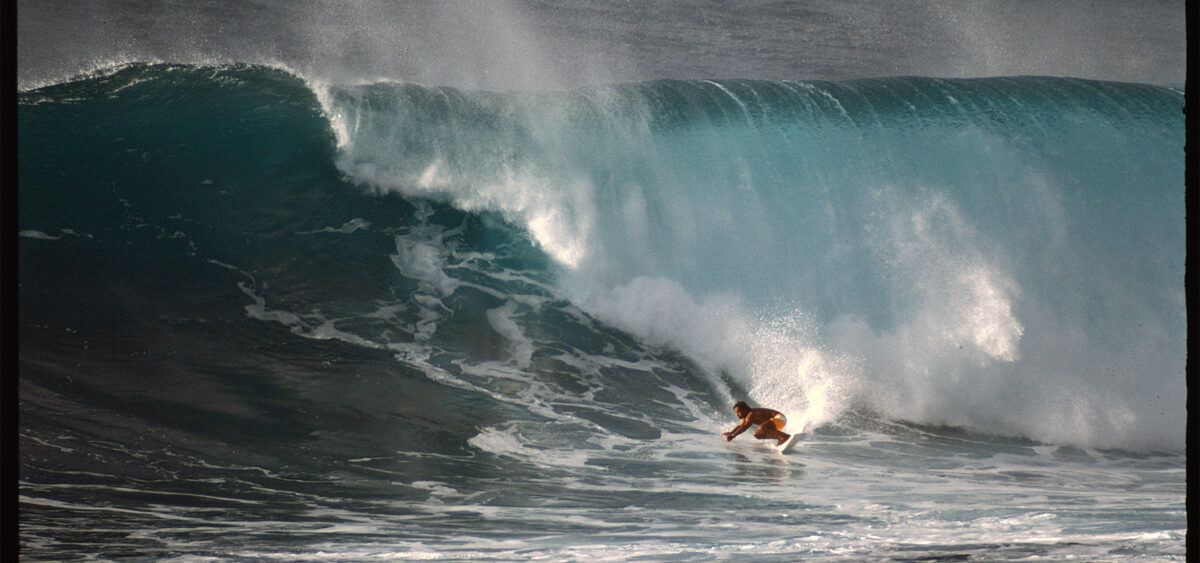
[{"x1": 573, "y1": 276, "x2": 857, "y2": 429}]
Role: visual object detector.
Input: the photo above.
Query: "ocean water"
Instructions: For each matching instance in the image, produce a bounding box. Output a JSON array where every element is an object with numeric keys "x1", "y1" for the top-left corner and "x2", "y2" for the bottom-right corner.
[{"x1": 17, "y1": 2, "x2": 1186, "y2": 561}]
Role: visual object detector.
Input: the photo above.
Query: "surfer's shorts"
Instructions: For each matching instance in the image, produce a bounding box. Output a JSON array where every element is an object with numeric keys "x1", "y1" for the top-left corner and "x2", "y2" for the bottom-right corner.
[{"x1": 763, "y1": 414, "x2": 786, "y2": 432}]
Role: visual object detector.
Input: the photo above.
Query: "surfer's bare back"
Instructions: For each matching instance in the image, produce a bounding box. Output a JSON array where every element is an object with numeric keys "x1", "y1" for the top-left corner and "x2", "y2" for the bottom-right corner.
[{"x1": 722, "y1": 401, "x2": 791, "y2": 446}]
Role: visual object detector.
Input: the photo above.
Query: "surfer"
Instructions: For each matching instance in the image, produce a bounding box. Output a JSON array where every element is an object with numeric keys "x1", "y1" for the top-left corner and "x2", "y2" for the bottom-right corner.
[{"x1": 721, "y1": 401, "x2": 791, "y2": 446}]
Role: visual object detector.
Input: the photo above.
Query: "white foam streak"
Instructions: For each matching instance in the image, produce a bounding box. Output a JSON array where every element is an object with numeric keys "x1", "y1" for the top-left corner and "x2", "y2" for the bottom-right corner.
[
  {"x1": 486, "y1": 302, "x2": 533, "y2": 368},
  {"x1": 239, "y1": 283, "x2": 303, "y2": 327},
  {"x1": 391, "y1": 238, "x2": 460, "y2": 297}
]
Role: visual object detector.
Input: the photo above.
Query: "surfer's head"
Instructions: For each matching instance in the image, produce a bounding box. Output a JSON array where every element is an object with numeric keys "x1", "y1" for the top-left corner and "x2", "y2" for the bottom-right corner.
[{"x1": 733, "y1": 401, "x2": 750, "y2": 418}]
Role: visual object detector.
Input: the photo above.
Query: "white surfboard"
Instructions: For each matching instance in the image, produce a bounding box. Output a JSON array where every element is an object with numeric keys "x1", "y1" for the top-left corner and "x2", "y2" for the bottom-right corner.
[{"x1": 776, "y1": 420, "x2": 814, "y2": 454}]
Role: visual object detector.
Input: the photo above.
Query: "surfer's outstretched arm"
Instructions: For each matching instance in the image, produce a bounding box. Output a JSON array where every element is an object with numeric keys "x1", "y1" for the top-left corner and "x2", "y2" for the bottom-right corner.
[{"x1": 722, "y1": 419, "x2": 752, "y2": 441}]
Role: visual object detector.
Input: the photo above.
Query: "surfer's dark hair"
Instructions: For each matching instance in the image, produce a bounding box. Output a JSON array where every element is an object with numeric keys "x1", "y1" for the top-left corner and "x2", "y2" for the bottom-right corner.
[{"x1": 733, "y1": 401, "x2": 749, "y2": 411}]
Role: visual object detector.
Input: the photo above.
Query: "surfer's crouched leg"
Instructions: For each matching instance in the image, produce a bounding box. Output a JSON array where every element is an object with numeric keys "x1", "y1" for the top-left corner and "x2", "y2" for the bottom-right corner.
[{"x1": 754, "y1": 416, "x2": 789, "y2": 444}]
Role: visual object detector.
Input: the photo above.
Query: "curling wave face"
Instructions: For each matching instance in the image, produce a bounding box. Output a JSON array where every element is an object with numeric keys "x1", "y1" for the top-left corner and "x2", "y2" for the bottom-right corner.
[{"x1": 317, "y1": 70, "x2": 1185, "y2": 451}]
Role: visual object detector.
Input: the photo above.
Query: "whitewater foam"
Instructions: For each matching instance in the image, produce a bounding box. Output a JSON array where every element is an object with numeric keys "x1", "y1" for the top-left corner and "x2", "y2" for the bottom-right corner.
[{"x1": 486, "y1": 302, "x2": 534, "y2": 368}]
